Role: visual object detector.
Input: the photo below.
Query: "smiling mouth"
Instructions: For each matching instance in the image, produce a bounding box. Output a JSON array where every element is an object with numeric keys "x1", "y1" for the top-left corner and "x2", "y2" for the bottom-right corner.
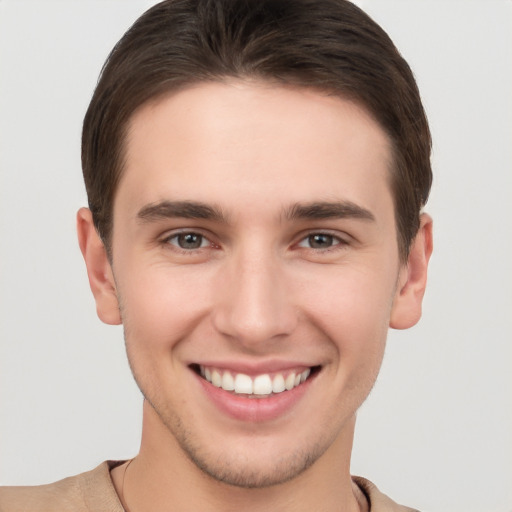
[{"x1": 191, "y1": 364, "x2": 320, "y2": 397}]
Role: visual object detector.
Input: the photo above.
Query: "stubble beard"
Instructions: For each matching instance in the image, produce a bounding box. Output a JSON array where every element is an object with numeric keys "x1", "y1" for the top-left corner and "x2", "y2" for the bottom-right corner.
[
  {"x1": 145, "y1": 395, "x2": 330, "y2": 489},
  {"x1": 121, "y1": 317, "x2": 334, "y2": 489},
  {"x1": 120, "y1": 314, "x2": 365, "y2": 490}
]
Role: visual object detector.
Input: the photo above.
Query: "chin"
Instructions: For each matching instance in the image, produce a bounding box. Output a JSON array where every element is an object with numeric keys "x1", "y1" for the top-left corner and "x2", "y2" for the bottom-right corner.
[
  {"x1": 178, "y1": 437, "x2": 325, "y2": 489},
  {"x1": 147, "y1": 396, "x2": 331, "y2": 489}
]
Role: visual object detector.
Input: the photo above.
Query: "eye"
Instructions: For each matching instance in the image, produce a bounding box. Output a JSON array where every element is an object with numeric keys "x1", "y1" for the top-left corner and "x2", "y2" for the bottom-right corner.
[
  {"x1": 166, "y1": 232, "x2": 210, "y2": 250},
  {"x1": 297, "y1": 233, "x2": 342, "y2": 249}
]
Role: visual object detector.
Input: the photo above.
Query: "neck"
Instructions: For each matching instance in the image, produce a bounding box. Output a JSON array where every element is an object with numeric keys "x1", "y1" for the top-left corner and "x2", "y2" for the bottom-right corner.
[{"x1": 113, "y1": 401, "x2": 364, "y2": 512}]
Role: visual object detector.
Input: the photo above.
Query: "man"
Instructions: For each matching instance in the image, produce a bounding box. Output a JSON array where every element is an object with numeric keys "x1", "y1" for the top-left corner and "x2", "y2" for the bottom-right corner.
[{"x1": 0, "y1": 0, "x2": 433, "y2": 510}]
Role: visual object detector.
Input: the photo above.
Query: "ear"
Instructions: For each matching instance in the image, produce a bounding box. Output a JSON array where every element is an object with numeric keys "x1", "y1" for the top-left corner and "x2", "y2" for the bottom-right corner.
[
  {"x1": 390, "y1": 213, "x2": 433, "y2": 330},
  {"x1": 77, "y1": 207, "x2": 121, "y2": 325}
]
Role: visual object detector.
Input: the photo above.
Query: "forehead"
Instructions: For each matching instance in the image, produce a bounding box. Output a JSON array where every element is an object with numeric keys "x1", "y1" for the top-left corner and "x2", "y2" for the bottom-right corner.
[{"x1": 118, "y1": 80, "x2": 394, "y2": 221}]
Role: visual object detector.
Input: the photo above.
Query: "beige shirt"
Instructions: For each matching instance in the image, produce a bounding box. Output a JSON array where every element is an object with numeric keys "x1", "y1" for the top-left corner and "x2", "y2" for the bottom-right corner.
[{"x1": 0, "y1": 461, "x2": 419, "y2": 512}]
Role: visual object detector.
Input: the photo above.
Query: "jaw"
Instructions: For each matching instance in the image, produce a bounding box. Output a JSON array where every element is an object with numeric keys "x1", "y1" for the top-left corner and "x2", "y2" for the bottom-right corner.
[
  {"x1": 132, "y1": 397, "x2": 360, "y2": 512},
  {"x1": 139, "y1": 392, "x2": 357, "y2": 488},
  {"x1": 126, "y1": 342, "x2": 375, "y2": 508}
]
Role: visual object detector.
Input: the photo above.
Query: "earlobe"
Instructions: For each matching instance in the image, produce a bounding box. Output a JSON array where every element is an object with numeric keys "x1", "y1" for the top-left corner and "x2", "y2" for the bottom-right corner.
[
  {"x1": 77, "y1": 207, "x2": 121, "y2": 325},
  {"x1": 390, "y1": 213, "x2": 433, "y2": 330}
]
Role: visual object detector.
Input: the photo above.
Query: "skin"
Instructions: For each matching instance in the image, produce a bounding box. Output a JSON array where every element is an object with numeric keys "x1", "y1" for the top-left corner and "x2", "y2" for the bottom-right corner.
[{"x1": 78, "y1": 80, "x2": 432, "y2": 512}]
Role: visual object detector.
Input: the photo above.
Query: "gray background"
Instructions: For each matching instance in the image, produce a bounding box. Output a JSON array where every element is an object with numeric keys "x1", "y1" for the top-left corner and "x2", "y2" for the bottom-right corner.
[{"x1": 1, "y1": 1, "x2": 511, "y2": 511}]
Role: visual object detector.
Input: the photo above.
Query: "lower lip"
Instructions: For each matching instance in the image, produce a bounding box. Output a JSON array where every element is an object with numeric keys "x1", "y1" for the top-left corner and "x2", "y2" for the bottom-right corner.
[{"x1": 195, "y1": 371, "x2": 316, "y2": 423}]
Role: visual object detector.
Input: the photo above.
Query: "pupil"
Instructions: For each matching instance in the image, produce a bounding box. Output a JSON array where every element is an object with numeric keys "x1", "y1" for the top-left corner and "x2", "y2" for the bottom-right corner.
[
  {"x1": 309, "y1": 234, "x2": 332, "y2": 248},
  {"x1": 179, "y1": 233, "x2": 202, "y2": 249}
]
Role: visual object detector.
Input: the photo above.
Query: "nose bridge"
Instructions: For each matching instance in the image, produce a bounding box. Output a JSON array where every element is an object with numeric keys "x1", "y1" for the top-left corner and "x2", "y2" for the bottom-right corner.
[{"x1": 213, "y1": 243, "x2": 297, "y2": 346}]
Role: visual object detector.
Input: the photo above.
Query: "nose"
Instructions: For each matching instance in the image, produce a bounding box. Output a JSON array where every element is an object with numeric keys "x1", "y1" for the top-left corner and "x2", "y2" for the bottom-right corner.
[{"x1": 212, "y1": 249, "x2": 298, "y2": 350}]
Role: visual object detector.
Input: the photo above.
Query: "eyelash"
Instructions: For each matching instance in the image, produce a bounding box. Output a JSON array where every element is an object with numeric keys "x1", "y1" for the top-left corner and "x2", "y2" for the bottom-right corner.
[
  {"x1": 296, "y1": 232, "x2": 347, "y2": 251},
  {"x1": 161, "y1": 230, "x2": 349, "y2": 254},
  {"x1": 162, "y1": 231, "x2": 216, "y2": 253}
]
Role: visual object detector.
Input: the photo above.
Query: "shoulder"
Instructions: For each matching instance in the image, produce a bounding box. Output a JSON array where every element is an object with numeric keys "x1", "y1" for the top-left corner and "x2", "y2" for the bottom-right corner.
[
  {"x1": 0, "y1": 461, "x2": 124, "y2": 512},
  {"x1": 353, "y1": 476, "x2": 420, "y2": 512}
]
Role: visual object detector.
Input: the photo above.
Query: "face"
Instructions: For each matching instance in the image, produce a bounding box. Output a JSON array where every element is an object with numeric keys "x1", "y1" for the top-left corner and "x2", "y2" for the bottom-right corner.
[{"x1": 80, "y1": 80, "x2": 429, "y2": 488}]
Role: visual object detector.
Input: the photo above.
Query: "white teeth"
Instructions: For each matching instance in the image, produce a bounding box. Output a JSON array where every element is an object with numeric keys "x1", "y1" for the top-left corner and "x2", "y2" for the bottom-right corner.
[
  {"x1": 272, "y1": 374, "x2": 286, "y2": 393},
  {"x1": 222, "y1": 371, "x2": 235, "y2": 391},
  {"x1": 300, "y1": 369, "x2": 310, "y2": 383},
  {"x1": 253, "y1": 374, "x2": 273, "y2": 395},
  {"x1": 211, "y1": 370, "x2": 222, "y2": 388},
  {"x1": 285, "y1": 373, "x2": 296, "y2": 391},
  {"x1": 199, "y1": 366, "x2": 314, "y2": 395},
  {"x1": 234, "y1": 373, "x2": 253, "y2": 394}
]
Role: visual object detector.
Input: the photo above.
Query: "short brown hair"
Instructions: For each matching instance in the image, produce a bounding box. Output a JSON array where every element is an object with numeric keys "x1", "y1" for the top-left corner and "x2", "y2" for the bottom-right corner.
[{"x1": 82, "y1": 0, "x2": 432, "y2": 260}]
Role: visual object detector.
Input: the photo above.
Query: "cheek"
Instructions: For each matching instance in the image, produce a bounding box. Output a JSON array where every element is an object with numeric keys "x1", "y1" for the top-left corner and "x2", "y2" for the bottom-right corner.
[
  {"x1": 298, "y1": 267, "x2": 395, "y2": 378},
  {"x1": 300, "y1": 265, "x2": 396, "y2": 335},
  {"x1": 118, "y1": 265, "x2": 212, "y2": 355}
]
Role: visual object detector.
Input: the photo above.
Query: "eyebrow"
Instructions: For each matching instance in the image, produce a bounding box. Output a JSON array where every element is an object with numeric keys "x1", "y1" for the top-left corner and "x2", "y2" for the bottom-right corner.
[
  {"x1": 136, "y1": 199, "x2": 375, "y2": 224},
  {"x1": 284, "y1": 201, "x2": 375, "y2": 222},
  {"x1": 137, "y1": 200, "x2": 227, "y2": 223}
]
